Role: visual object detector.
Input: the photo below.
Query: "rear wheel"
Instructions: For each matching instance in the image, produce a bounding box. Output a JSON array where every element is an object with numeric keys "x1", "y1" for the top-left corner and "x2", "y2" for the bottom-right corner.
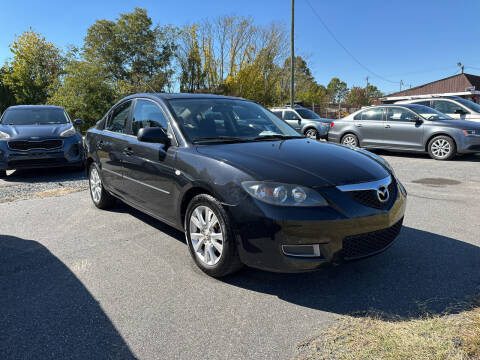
[
  {"x1": 185, "y1": 194, "x2": 243, "y2": 277},
  {"x1": 428, "y1": 135, "x2": 456, "y2": 160},
  {"x1": 88, "y1": 162, "x2": 116, "y2": 209},
  {"x1": 305, "y1": 128, "x2": 319, "y2": 140},
  {"x1": 341, "y1": 133, "x2": 359, "y2": 147}
]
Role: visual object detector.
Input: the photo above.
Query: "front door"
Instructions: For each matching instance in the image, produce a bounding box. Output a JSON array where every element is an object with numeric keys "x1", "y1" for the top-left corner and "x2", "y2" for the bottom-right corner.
[
  {"x1": 98, "y1": 100, "x2": 133, "y2": 194},
  {"x1": 283, "y1": 110, "x2": 302, "y2": 130},
  {"x1": 431, "y1": 100, "x2": 469, "y2": 121},
  {"x1": 121, "y1": 99, "x2": 177, "y2": 223},
  {"x1": 354, "y1": 107, "x2": 386, "y2": 147},
  {"x1": 384, "y1": 107, "x2": 424, "y2": 150}
]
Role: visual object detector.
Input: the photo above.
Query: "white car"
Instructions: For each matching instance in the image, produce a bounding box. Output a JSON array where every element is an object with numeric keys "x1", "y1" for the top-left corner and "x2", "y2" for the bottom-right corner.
[{"x1": 396, "y1": 96, "x2": 480, "y2": 122}]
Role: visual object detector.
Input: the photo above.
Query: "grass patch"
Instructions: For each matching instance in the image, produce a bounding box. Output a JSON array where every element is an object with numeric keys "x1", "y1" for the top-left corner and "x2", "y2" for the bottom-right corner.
[{"x1": 296, "y1": 297, "x2": 480, "y2": 360}]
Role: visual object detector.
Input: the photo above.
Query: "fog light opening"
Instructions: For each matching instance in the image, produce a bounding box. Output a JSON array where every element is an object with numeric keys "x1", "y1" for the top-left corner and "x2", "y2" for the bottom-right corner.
[{"x1": 282, "y1": 244, "x2": 321, "y2": 258}]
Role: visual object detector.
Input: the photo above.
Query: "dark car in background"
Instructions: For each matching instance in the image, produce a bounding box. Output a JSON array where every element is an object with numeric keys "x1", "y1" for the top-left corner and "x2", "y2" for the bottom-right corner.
[
  {"x1": 0, "y1": 105, "x2": 84, "y2": 177},
  {"x1": 328, "y1": 104, "x2": 480, "y2": 160},
  {"x1": 85, "y1": 93, "x2": 406, "y2": 278}
]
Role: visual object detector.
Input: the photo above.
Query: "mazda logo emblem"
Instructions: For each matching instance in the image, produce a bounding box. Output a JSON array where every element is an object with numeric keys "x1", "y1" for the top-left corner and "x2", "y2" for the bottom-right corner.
[{"x1": 377, "y1": 185, "x2": 390, "y2": 203}]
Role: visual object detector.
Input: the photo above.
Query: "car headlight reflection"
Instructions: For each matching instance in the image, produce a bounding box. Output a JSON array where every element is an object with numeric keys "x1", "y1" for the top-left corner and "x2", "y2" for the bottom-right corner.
[
  {"x1": 60, "y1": 126, "x2": 76, "y2": 137},
  {"x1": 0, "y1": 130, "x2": 10, "y2": 140},
  {"x1": 242, "y1": 181, "x2": 328, "y2": 207}
]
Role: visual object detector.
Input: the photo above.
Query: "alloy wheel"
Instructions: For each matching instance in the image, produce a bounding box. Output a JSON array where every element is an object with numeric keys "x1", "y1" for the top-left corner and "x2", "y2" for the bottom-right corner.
[
  {"x1": 305, "y1": 129, "x2": 318, "y2": 139},
  {"x1": 342, "y1": 135, "x2": 357, "y2": 147},
  {"x1": 89, "y1": 167, "x2": 102, "y2": 203},
  {"x1": 189, "y1": 205, "x2": 224, "y2": 266},
  {"x1": 431, "y1": 139, "x2": 451, "y2": 159}
]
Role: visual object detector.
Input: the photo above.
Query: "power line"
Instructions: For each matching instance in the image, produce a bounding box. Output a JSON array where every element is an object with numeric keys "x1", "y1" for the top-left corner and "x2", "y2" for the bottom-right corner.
[{"x1": 304, "y1": 0, "x2": 400, "y2": 84}]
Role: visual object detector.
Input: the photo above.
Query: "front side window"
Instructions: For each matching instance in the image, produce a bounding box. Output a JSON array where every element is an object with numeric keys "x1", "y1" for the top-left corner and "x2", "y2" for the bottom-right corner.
[
  {"x1": 106, "y1": 101, "x2": 132, "y2": 133},
  {"x1": 167, "y1": 99, "x2": 300, "y2": 143},
  {"x1": 358, "y1": 108, "x2": 384, "y2": 121},
  {"x1": 386, "y1": 108, "x2": 417, "y2": 122},
  {"x1": 1, "y1": 108, "x2": 69, "y2": 125},
  {"x1": 132, "y1": 99, "x2": 168, "y2": 136},
  {"x1": 431, "y1": 100, "x2": 467, "y2": 115},
  {"x1": 284, "y1": 110, "x2": 300, "y2": 120},
  {"x1": 414, "y1": 100, "x2": 430, "y2": 107}
]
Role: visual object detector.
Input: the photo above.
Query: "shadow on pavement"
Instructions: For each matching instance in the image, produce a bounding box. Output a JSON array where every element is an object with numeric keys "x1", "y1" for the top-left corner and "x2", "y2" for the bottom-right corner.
[
  {"x1": 222, "y1": 226, "x2": 480, "y2": 319},
  {"x1": 371, "y1": 149, "x2": 480, "y2": 162},
  {"x1": 2, "y1": 167, "x2": 86, "y2": 183},
  {"x1": 0, "y1": 235, "x2": 136, "y2": 359}
]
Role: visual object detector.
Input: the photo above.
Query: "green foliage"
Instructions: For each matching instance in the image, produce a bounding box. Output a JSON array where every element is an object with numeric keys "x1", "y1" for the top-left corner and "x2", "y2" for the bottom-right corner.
[
  {"x1": 48, "y1": 61, "x2": 115, "y2": 130},
  {"x1": 345, "y1": 86, "x2": 369, "y2": 107},
  {"x1": 0, "y1": 67, "x2": 16, "y2": 114},
  {"x1": 3, "y1": 29, "x2": 64, "y2": 105},
  {"x1": 327, "y1": 77, "x2": 348, "y2": 104},
  {"x1": 178, "y1": 25, "x2": 205, "y2": 92}
]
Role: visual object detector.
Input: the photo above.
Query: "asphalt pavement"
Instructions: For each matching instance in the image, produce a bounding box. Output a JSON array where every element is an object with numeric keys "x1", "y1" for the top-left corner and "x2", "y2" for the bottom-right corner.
[{"x1": 1, "y1": 152, "x2": 479, "y2": 359}]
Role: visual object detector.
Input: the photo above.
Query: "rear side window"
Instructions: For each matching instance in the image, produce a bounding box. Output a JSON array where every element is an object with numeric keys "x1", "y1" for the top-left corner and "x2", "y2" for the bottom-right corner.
[
  {"x1": 386, "y1": 108, "x2": 416, "y2": 122},
  {"x1": 431, "y1": 100, "x2": 467, "y2": 114},
  {"x1": 354, "y1": 108, "x2": 384, "y2": 121},
  {"x1": 106, "y1": 101, "x2": 132, "y2": 133},
  {"x1": 272, "y1": 111, "x2": 282, "y2": 119},
  {"x1": 132, "y1": 99, "x2": 168, "y2": 136},
  {"x1": 284, "y1": 110, "x2": 300, "y2": 120},
  {"x1": 415, "y1": 101, "x2": 430, "y2": 107}
]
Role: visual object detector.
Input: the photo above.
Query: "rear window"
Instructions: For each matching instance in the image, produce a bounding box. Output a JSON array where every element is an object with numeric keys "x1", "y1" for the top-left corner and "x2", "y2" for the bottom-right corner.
[{"x1": 1, "y1": 108, "x2": 69, "y2": 125}]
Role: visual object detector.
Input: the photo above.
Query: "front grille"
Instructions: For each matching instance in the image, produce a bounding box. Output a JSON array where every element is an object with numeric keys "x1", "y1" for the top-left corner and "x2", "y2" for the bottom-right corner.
[
  {"x1": 342, "y1": 218, "x2": 403, "y2": 260},
  {"x1": 8, "y1": 139, "x2": 63, "y2": 151},
  {"x1": 348, "y1": 178, "x2": 397, "y2": 209}
]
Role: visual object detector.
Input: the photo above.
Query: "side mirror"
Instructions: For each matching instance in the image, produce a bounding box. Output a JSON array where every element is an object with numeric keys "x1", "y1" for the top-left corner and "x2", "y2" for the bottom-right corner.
[
  {"x1": 74, "y1": 119, "x2": 84, "y2": 126},
  {"x1": 455, "y1": 109, "x2": 467, "y2": 115},
  {"x1": 137, "y1": 127, "x2": 170, "y2": 145},
  {"x1": 407, "y1": 116, "x2": 421, "y2": 123}
]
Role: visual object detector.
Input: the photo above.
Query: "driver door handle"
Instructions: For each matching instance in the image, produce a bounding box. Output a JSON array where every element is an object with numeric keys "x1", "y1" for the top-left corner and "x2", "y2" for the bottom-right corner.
[
  {"x1": 355, "y1": 123, "x2": 362, "y2": 127},
  {"x1": 385, "y1": 124, "x2": 391, "y2": 128}
]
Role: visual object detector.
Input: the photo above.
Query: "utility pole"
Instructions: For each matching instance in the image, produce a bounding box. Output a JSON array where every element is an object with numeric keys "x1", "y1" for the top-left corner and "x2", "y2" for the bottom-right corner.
[
  {"x1": 400, "y1": 80, "x2": 404, "y2": 91},
  {"x1": 290, "y1": 0, "x2": 295, "y2": 108},
  {"x1": 366, "y1": 76, "x2": 369, "y2": 88}
]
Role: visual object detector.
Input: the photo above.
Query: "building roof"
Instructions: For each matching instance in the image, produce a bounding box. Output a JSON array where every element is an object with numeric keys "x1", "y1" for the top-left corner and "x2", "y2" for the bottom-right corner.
[{"x1": 386, "y1": 73, "x2": 480, "y2": 97}]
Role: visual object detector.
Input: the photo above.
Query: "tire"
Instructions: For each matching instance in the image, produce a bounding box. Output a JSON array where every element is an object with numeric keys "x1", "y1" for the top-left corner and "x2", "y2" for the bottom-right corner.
[
  {"x1": 341, "y1": 133, "x2": 359, "y2": 147},
  {"x1": 185, "y1": 194, "x2": 243, "y2": 278},
  {"x1": 0, "y1": 170, "x2": 6, "y2": 178},
  {"x1": 304, "y1": 128, "x2": 319, "y2": 140},
  {"x1": 428, "y1": 135, "x2": 456, "y2": 161},
  {"x1": 88, "y1": 162, "x2": 116, "y2": 209}
]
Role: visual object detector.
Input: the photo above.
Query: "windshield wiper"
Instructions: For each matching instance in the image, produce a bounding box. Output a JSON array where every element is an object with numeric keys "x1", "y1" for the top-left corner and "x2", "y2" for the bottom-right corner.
[
  {"x1": 250, "y1": 134, "x2": 304, "y2": 141},
  {"x1": 192, "y1": 136, "x2": 248, "y2": 144}
]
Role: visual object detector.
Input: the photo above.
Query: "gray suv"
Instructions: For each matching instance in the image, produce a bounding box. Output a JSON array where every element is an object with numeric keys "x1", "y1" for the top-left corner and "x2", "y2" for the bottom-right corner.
[
  {"x1": 270, "y1": 106, "x2": 331, "y2": 139},
  {"x1": 327, "y1": 104, "x2": 480, "y2": 160}
]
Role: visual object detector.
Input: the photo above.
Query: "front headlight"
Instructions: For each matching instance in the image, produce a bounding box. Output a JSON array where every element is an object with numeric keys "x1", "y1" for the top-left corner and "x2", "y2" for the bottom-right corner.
[
  {"x1": 60, "y1": 126, "x2": 76, "y2": 137},
  {"x1": 463, "y1": 129, "x2": 478, "y2": 136},
  {"x1": 241, "y1": 181, "x2": 328, "y2": 207},
  {"x1": 0, "y1": 130, "x2": 10, "y2": 140}
]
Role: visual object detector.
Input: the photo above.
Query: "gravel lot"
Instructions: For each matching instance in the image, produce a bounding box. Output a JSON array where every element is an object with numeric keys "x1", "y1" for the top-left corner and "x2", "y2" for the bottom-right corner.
[{"x1": 1, "y1": 152, "x2": 479, "y2": 359}]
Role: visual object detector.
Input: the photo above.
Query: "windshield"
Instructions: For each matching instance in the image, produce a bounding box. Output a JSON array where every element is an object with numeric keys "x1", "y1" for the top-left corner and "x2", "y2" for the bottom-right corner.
[
  {"x1": 409, "y1": 105, "x2": 452, "y2": 120},
  {"x1": 296, "y1": 108, "x2": 321, "y2": 119},
  {"x1": 1, "y1": 108, "x2": 69, "y2": 125},
  {"x1": 167, "y1": 99, "x2": 301, "y2": 143},
  {"x1": 455, "y1": 98, "x2": 480, "y2": 113}
]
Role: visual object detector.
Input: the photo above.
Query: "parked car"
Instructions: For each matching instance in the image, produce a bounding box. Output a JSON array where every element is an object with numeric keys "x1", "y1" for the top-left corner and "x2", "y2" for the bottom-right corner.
[
  {"x1": 396, "y1": 96, "x2": 480, "y2": 122},
  {"x1": 269, "y1": 106, "x2": 332, "y2": 139},
  {"x1": 85, "y1": 93, "x2": 406, "y2": 277},
  {"x1": 328, "y1": 104, "x2": 480, "y2": 160},
  {"x1": 0, "y1": 105, "x2": 84, "y2": 177}
]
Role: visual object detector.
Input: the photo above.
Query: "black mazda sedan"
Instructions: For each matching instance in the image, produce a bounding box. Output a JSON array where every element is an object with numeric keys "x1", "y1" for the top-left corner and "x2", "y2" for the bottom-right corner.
[
  {"x1": 85, "y1": 93, "x2": 407, "y2": 277},
  {"x1": 0, "y1": 105, "x2": 84, "y2": 177}
]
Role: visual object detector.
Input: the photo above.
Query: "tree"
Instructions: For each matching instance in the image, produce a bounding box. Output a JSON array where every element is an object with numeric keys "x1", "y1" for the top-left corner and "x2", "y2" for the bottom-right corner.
[
  {"x1": 3, "y1": 30, "x2": 64, "y2": 104},
  {"x1": 0, "y1": 67, "x2": 16, "y2": 114},
  {"x1": 345, "y1": 86, "x2": 369, "y2": 107},
  {"x1": 83, "y1": 8, "x2": 176, "y2": 95},
  {"x1": 365, "y1": 84, "x2": 383, "y2": 102},
  {"x1": 327, "y1": 78, "x2": 348, "y2": 104},
  {"x1": 48, "y1": 61, "x2": 115, "y2": 130},
  {"x1": 178, "y1": 25, "x2": 205, "y2": 92}
]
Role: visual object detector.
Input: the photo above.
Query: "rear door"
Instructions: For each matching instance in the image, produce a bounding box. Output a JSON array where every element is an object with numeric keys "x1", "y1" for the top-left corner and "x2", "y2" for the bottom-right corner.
[
  {"x1": 384, "y1": 107, "x2": 424, "y2": 150},
  {"x1": 121, "y1": 98, "x2": 178, "y2": 223},
  {"x1": 98, "y1": 100, "x2": 133, "y2": 194},
  {"x1": 284, "y1": 110, "x2": 302, "y2": 130},
  {"x1": 354, "y1": 107, "x2": 386, "y2": 147}
]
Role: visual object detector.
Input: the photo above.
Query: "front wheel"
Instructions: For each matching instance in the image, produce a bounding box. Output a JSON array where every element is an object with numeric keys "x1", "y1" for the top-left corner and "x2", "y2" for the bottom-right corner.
[
  {"x1": 88, "y1": 163, "x2": 116, "y2": 209},
  {"x1": 305, "y1": 128, "x2": 319, "y2": 140},
  {"x1": 185, "y1": 194, "x2": 243, "y2": 277},
  {"x1": 428, "y1": 135, "x2": 456, "y2": 160},
  {"x1": 341, "y1": 133, "x2": 359, "y2": 147}
]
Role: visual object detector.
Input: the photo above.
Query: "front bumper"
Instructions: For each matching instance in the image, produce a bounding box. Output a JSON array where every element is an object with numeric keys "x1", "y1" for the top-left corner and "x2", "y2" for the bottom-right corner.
[
  {"x1": 228, "y1": 179, "x2": 407, "y2": 272},
  {"x1": 0, "y1": 136, "x2": 84, "y2": 170},
  {"x1": 457, "y1": 135, "x2": 480, "y2": 153}
]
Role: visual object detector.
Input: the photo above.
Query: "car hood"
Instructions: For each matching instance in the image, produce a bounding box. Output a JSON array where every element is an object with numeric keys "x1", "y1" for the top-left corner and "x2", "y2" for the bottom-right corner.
[
  {"x1": 0, "y1": 123, "x2": 72, "y2": 140},
  {"x1": 195, "y1": 138, "x2": 390, "y2": 187}
]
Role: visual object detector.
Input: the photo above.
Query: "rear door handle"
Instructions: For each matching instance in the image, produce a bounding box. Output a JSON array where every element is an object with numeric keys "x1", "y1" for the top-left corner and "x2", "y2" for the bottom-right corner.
[
  {"x1": 123, "y1": 147, "x2": 133, "y2": 156},
  {"x1": 385, "y1": 124, "x2": 391, "y2": 128},
  {"x1": 355, "y1": 123, "x2": 362, "y2": 127}
]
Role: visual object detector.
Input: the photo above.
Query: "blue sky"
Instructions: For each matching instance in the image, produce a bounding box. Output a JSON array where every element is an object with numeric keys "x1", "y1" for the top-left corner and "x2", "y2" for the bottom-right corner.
[{"x1": 1, "y1": 0, "x2": 479, "y2": 94}]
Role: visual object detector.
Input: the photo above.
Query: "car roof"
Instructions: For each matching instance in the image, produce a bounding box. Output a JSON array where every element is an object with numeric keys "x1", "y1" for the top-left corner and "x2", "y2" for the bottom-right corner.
[
  {"x1": 123, "y1": 93, "x2": 246, "y2": 101},
  {"x1": 6, "y1": 105, "x2": 65, "y2": 110}
]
